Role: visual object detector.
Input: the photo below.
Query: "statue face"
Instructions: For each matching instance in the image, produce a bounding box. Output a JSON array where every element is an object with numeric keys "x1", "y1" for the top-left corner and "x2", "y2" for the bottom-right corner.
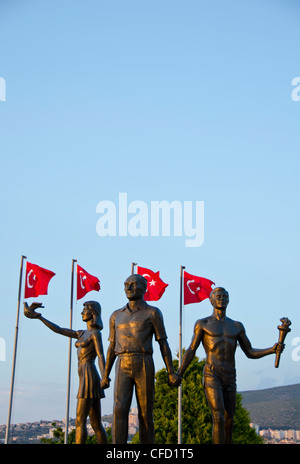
[
  {"x1": 81, "y1": 303, "x2": 94, "y2": 321},
  {"x1": 211, "y1": 288, "x2": 229, "y2": 310},
  {"x1": 124, "y1": 276, "x2": 145, "y2": 301}
]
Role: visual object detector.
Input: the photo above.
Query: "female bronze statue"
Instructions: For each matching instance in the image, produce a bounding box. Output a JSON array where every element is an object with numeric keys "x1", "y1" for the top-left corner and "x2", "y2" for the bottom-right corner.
[{"x1": 24, "y1": 300, "x2": 107, "y2": 444}]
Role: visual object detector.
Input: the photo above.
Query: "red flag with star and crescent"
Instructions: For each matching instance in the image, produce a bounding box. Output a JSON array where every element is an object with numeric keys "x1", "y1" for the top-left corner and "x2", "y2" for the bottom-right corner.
[
  {"x1": 24, "y1": 262, "x2": 56, "y2": 299},
  {"x1": 137, "y1": 266, "x2": 168, "y2": 301},
  {"x1": 183, "y1": 271, "x2": 215, "y2": 305},
  {"x1": 77, "y1": 265, "x2": 101, "y2": 300}
]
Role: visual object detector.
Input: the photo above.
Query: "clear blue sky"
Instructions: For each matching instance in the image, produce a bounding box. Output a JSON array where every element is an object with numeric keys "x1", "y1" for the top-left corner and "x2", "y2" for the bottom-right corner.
[{"x1": 0, "y1": 0, "x2": 299, "y2": 424}]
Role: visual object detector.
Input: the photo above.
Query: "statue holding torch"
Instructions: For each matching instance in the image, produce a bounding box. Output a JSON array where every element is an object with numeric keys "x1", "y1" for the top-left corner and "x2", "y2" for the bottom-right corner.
[{"x1": 177, "y1": 287, "x2": 291, "y2": 444}]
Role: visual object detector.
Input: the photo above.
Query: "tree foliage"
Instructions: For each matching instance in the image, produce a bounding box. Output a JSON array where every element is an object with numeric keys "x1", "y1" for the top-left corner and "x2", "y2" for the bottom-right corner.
[{"x1": 132, "y1": 355, "x2": 263, "y2": 444}]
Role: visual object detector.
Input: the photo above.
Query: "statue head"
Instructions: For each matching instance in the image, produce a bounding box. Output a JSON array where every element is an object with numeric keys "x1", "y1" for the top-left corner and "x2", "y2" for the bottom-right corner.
[
  {"x1": 83, "y1": 301, "x2": 103, "y2": 330},
  {"x1": 124, "y1": 274, "x2": 147, "y2": 301},
  {"x1": 209, "y1": 287, "x2": 229, "y2": 310}
]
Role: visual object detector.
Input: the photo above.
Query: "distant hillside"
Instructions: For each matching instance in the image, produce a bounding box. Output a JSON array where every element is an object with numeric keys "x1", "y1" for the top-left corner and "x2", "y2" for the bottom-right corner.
[{"x1": 239, "y1": 384, "x2": 300, "y2": 430}]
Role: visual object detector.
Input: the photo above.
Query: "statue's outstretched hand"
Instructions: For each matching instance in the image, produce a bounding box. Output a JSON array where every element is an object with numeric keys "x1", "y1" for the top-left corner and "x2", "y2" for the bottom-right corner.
[{"x1": 24, "y1": 302, "x2": 44, "y2": 319}]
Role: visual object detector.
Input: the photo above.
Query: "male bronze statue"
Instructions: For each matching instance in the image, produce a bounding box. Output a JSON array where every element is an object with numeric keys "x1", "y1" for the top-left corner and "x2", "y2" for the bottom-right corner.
[
  {"x1": 101, "y1": 274, "x2": 180, "y2": 444},
  {"x1": 177, "y1": 287, "x2": 285, "y2": 444},
  {"x1": 24, "y1": 300, "x2": 107, "y2": 444}
]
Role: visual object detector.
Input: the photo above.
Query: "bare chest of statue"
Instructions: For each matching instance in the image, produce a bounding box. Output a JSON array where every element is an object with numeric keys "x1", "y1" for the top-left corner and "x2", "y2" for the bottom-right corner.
[{"x1": 202, "y1": 317, "x2": 240, "y2": 364}]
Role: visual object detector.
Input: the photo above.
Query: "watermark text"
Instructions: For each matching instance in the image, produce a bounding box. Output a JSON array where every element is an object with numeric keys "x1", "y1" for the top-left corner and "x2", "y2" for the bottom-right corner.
[
  {"x1": 0, "y1": 337, "x2": 6, "y2": 361},
  {"x1": 291, "y1": 77, "x2": 300, "y2": 102},
  {"x1": 0, "y1": 77, "x2": 6, "y2": 101},
  {"x1": 291, "y1": 337, "x2": 300, "y2": 362},
  {"x1": 96, "y1": 193, "x2": 204, "y2": 247}
]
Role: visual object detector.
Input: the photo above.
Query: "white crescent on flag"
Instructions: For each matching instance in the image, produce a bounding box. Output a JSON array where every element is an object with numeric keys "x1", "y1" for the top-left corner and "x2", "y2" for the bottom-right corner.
[
  {"x1": 79, "y1": 271, "x2": 86, "y2": 289},
  {"x1": 27, "y1": 269, "x2": 36, "y2": 288},
  {"x1": 187, "y1": 279, "x2": 201, "y2": 294},
  {"x1": 142, "y1": 273, "x2": 151, "y2": 279},
  {"x1": 186, "y1": 279, "x2": 195, "y2": 294}
]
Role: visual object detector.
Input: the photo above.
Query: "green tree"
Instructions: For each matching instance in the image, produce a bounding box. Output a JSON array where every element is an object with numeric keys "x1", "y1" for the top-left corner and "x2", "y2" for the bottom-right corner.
[
  {"x1": 40, "y1": 422, "x2": 67, "y2": 444},
  {"x1": 132, "y1": 355, "x2": 263, "y2": 444}
]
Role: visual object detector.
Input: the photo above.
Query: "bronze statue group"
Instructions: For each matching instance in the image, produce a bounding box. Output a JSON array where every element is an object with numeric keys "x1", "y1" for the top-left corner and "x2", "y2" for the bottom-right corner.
[{"x1": 24, "y1": 274, "x2": 284, "y2": 445}]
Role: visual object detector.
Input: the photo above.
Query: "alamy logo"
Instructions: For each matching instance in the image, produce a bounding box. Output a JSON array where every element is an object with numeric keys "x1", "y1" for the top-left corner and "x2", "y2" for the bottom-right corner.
[
  {"x1": 0, "y1": 77, "x2": 6, "y2": 101},
  {"x1": 0, "y1": 337, "x2": 6, "y2": 361},
  {"x1": 291, "y1": 77, "x2": 300, "y2": 102},
  {"x1": 292, "y1": 337, "x2": 300, "y2": 362},
  {"x1": 96, "y1": 193, "x2": 204, "y2": 247}
]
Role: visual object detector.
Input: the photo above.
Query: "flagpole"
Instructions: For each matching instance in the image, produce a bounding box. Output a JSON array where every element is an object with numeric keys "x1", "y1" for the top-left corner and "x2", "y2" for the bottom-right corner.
[
  {"x1": 65, "y1": 258, "x2": 77, "y2": 444},
  {"x1": 178, "y1": 265, "x2": 185, "y2": 445},
  {"x1": 5, "y1": 255, "x2": 27, "y2": 444},
  {"x1": 131, "y1": 262, "x2": 137, "y2": 274}
]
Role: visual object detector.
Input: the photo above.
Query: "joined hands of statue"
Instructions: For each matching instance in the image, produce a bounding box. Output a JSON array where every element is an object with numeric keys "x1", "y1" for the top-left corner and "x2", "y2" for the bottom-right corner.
[
  {"x1": 168, "y1": 372, "x2": 181, "y2": 388},
  {"x1": 24, "y1": 302, "x2": 44, "y2": 319},
  {"x1": 101, "y1": 377, "x2": 111, "y2": 390}
]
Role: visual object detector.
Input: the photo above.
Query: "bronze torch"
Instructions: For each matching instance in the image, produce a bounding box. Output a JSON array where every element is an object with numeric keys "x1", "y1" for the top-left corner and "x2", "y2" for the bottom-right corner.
[{"x1": 275, "y1": 317, "x2": 291, "y2": 368}]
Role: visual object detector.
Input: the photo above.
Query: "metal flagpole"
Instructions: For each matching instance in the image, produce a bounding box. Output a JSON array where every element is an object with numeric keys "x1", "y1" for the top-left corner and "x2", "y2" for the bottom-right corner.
[
  {"x1": 5, "y1": 255, "x2": 27, "y2": 444},
  {"x1": 131, "y1": 262, "x2": 137, "y2": 274},
  {"x1": 65, "y1": 258, "x2": 77, "y2": 444},
  {"x1": 178, "y1": 265, "x2": 185, "y2": 444}
]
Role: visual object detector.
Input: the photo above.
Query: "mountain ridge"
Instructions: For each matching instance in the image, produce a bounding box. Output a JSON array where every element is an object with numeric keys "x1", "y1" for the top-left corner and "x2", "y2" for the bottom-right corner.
[{"x1": 239, "y1": 383, "x2": 300, "y2": 429}]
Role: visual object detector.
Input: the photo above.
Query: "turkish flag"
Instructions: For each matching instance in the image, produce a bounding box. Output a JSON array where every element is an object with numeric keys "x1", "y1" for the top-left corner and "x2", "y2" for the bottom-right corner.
[
  {"x1": 24, "y1": 262, "x2": 56, "y2": 299},
  {"x1": 77, "y1": 265, "x2": 100, "y2": 300},
  {"x1": 183, "y1": 271, "x2": 215, "y2": 305},
  {"x1": 137, "y1": 266, "x2": 168, "y2": 301}
]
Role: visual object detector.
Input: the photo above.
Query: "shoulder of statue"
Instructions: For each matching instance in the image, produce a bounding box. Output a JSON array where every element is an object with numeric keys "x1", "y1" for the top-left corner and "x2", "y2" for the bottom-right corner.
[
  {"x1": 236, "y1": 319, "x2": 245, "y2": 330},
  {"x1": 90, "y1": 327, "x2": 101, "y2": 336},
  {"x1": 195, "y1": 316, "x2": 211, "y2": 327},
  {"x1": 229, "y1": 318, "x2": 245, "y2": 331},
  {"x1": 113, "y1": 306, "x2": 126, "y2": 315},
  {"x1": 145, "y1": 302, "x2": 162, "y2": 314},
  {"x1": 109, "y1": 307, "x2": 124, "y2": 323},
  {"x1": 77, "y1": 329, "x2": 85, "y2": 338},
  {"x1": 144, "y1": 301, "x2": 157, "y2": 310}
]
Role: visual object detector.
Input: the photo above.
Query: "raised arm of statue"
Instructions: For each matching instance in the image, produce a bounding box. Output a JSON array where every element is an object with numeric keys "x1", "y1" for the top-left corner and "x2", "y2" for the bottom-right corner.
[{"x1": 24, "y1": 302, "x2": 79, "y2": 339}]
